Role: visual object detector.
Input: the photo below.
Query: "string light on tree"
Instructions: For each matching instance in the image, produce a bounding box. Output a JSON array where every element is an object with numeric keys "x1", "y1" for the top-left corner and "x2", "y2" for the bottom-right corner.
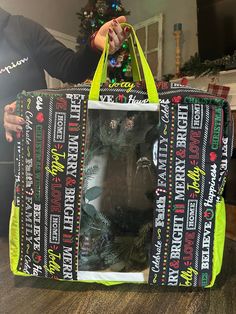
[{"x1": 77, "y1": 0, "x2": 130, "y2": 81}]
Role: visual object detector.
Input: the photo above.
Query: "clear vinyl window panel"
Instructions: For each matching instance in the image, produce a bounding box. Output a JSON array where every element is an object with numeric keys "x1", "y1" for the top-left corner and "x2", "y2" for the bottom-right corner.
[{"x1": 79, "y1": 107, "x2": 159, "y2": 273}]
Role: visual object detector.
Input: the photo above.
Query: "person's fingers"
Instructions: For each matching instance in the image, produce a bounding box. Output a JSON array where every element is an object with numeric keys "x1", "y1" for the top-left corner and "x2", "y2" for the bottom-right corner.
[
  {"x1": 93, "y1": 16, "x2": 129, "y2": 53},
  {"x1": 115, "y1": 16, "x2": 127, "y2": 24},
  {"x1": 5, "y1": 130, "x2": 13, "y2": 143},
  {"x1": 123, "y1": 26, "x2": 131, "y2": 39},
  {"x1": 3, "y1": 101, "x2": 24, "y2": 142},
  {"x1": 109, "y1": 28, "x2": 120, "y2": 49},
  {"x1": 112, "y1": 19, "x2": 126, "y2": 42},
  {"x1": 5, "y1": 114, "x2": 24, "y2": 125},
  {"x1": 4, "y1": 101, "x2": 16, "y2": 114},
  {"x1": 109, "y1": 37, "x2": 116, "y2": 54},
  {"x1": 4, "y1": 121, "x2": 23, "y2": 133},
  {"x1": 96, "y1": 16, "x2": 127, "y2": 37}
]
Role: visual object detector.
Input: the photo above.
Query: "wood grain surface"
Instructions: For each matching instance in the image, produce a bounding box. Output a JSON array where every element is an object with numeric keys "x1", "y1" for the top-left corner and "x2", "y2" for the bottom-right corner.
[{"x1": 0, "y1": 237, "x2": 236, "y2": 314}]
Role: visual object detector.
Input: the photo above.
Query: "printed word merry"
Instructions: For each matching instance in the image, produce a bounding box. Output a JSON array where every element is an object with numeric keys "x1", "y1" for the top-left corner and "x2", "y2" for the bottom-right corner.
[
  {"x1": 175, "y1": 157, "x2": 186, "y2": 201},
  {"x1": 63, "y1": 246, "x2": 73, "y2": 279},
  {"x1": 67, "y1": 135, "x2": 79, "y2": 178}
]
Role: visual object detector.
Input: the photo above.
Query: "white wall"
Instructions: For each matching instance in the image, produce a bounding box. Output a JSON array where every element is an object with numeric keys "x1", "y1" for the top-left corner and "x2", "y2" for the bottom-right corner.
[
  {"x1": 0, "y1": 0, "x2": 198, "y2": 76},
  {"x1": 125, "y1": 0, "x2": 198, "y2": 76},
  {"x1": 0, "y1": 0, "x2": 87, "y2": 37}
]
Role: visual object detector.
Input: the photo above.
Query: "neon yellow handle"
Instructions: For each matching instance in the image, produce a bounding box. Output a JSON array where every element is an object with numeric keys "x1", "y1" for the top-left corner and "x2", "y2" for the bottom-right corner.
[
  {"x1": 89, "y1": 23, "x2": 159, "y2": 104},
  {"x1": 101, "y1": 27, "x2": 141, "y2": 82}
]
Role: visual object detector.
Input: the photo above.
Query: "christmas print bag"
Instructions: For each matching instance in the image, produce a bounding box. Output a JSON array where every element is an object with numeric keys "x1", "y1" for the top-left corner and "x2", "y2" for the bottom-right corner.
[{"x1": 9, "y1": 24, "x2": 233, "y2": 287}]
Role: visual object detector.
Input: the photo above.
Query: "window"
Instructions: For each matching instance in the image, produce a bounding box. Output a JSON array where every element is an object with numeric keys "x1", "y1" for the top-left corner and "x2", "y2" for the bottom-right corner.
[{"x1": 134, "y1": 14, "x2": 163, "y2": 80}]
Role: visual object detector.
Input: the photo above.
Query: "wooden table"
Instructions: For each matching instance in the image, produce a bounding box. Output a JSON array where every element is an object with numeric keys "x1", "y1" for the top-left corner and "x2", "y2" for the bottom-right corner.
[{"x1": 1, "y1": 237, "x2": 236, "y2": 314}]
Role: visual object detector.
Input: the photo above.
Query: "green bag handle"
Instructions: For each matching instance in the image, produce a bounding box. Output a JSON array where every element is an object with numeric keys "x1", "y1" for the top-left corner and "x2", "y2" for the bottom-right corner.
[
  {"x1": 96, "y1": 22, "x2": 140, "y2": 89},
  {"x1": 101, "y1": 29, "x2": 141, "y2": 82},
  {"x1": 89, "y1": 23, "x2": 159, "y2": 104}
]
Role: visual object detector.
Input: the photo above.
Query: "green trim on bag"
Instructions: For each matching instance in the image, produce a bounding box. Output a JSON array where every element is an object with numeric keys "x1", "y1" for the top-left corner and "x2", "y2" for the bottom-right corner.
[
  {"x1": 127, "y1": 35, "x2": 141, "y2": 81},
  {"x1": 89, "y1": 23, "x2": 159, "y2": 104},
  {"x1": 9, "y1": 202, "x2": 30, "y2": 277},
  {"x1": 10, "y1": 198, "x2": 225, "y2": 287},
  {"x1": 206, "y1": 198, "x2": 226, "y2": 288}
]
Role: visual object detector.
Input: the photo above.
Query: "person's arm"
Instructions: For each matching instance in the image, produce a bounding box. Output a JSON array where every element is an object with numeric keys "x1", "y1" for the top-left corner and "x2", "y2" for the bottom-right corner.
[
  {"x1": 19, "y1": 17, "x2": 99, "y2": 84},
  {"x1": 4, "y1": 16, "x2": 129, "y2": 142},
  {"x1": 19, "y1": 16, "x2": 127, "y2": 84}
]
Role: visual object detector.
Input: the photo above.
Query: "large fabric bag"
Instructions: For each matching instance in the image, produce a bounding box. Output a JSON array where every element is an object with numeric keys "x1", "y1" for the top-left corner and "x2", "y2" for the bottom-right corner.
[{"x1": 9, "y1": 24, "x2": 233, "y2": 287}]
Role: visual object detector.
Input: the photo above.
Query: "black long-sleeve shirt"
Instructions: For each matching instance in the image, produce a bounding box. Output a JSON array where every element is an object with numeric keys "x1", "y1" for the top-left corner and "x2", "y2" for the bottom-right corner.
[{"x1": 0, "y1": 8, "x2": 101, "y2": 161}]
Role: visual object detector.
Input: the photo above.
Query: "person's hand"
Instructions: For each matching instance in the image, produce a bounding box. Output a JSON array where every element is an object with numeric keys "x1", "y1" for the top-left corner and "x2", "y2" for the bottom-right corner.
[
  {"x1": 92, "y1": 16, "x2": 130, "y2": 54},
  {"x1": 4, "y1": 102, "x2": 25, "y2": 142}
]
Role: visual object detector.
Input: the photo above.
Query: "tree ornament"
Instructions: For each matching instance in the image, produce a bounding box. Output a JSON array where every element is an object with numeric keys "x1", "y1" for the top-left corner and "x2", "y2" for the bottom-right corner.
[
  {"x1": 109, "y1": 57, "x2": 117, "y2": 67},
  {"x1": 115, "y1": 54, "x2": 124, "y2": 68},
  {"x1": 83, "y1": 10, "x2": 93, "y2": 18},
  {"x1": 96, "y1": 0, "x2": 108, "y2": 16},
  {"x1": 116, "y1": 4, "x2": 123, "y2": 12},
  {"x1": 77, "y1": 0, "x2": 130, "y2": 80},
  {"x1": 90, "y1": 19, "x2": 96, "y2": 28},
  {"x1": 124, "y1": 63, "x2": 132, "y2": 77}
]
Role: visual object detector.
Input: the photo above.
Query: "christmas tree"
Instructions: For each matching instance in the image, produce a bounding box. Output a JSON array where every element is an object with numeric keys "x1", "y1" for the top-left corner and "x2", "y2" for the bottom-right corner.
[{"x1": 77, "y1": 0, "x2": 131, "y2": 82}]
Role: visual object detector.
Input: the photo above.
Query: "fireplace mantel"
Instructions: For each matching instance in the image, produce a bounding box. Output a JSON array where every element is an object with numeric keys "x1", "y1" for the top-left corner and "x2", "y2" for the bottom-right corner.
[{"x1": 171, "y1": 69, "x2": 236, "y2": 110}]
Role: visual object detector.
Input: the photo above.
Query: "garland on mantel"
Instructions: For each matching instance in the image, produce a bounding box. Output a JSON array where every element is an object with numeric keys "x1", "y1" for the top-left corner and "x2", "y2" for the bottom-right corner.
[{"x1": 163, "y1": 51, "x2": 236, "y2": 81}]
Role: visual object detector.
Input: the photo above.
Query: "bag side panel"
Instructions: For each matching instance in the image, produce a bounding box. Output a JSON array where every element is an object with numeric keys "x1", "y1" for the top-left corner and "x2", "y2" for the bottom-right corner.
[{"x1": 206, "y1": 198, "x2": 226, "y2": 288}]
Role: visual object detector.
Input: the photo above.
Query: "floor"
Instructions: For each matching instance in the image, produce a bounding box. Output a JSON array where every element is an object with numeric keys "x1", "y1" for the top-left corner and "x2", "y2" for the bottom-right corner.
[{"x1": 0, "y1": 237, "x2": 236, "y2": 314}]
